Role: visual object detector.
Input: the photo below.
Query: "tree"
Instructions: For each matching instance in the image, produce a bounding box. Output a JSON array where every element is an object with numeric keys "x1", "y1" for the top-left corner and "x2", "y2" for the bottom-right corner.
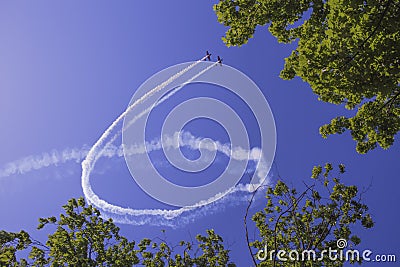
[
  {"x1": 0, "y1": 230, "x2": 31, "y2": 266},
  {"x1": 0, "y1": 166, "x2": 374, "y2": 267},
  {"x1": 0, "y1": 197, "x2": 236, "y2": 266},
  {"x1": 214, "y1": 0, "x2": 400, "y2": 153},
  {"x1": 247, "y1": 164, "x2": 373, "y2": 266}
]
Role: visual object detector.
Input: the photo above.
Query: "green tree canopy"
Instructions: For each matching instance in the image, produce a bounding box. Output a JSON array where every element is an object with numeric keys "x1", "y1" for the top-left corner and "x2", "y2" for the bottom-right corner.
[
  {"x1": 215, "y1": 0, "x2": 400, "y2": 153},
  {"x1": 0, "y1": 197, "x2": 236, "y2": 267},
  {"x1": 249, "y1": 164, "x2": 374, "y2": 266}
]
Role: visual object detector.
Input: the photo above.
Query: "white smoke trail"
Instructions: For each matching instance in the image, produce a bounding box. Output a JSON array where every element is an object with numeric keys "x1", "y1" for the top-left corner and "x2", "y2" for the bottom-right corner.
[
  {"x1": 88, "y1": 56, "x2": 207, "y2": 163},
  {"x1": 0, "y1": 131, "x2": 261, "y2": 179},
  {"x1": 0, "y1": 59, "x2": 272, "y2": 227},
  {"x1": 93, "y1": 140, "x2": 269, "y2": 228},
  {"x1": 98, "y1": 61, "x2": 217, "y2": 159},
  {"x1": 0, "y1": 129, "x2": 269, "y2": 226},
  {"x1": 0, "y1": 147, "x2": 90, "y2": 178},
  {"x1": 81, "y1": 60, "x2": 220, "y2": 220},
  {"x1": 99, "y1": 180, "x2": 269, "y2": 228},
  {"x1": 80, "y1": 60, "x2": 271, "y2": 225}
]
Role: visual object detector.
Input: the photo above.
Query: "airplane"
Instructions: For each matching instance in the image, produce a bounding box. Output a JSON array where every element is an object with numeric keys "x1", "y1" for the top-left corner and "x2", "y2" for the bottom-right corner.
[
  {"x1": 217, "y1": 56, "x2": 223, "y2": 66},
  {"x1": 204, "y1": 51, "x2": 212, "y2": 61}
]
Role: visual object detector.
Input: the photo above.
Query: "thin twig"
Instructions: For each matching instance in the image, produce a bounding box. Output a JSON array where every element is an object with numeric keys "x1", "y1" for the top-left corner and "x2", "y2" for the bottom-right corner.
[{"x1": 244, "y1": 181, "x2": 265, "y2": 267}]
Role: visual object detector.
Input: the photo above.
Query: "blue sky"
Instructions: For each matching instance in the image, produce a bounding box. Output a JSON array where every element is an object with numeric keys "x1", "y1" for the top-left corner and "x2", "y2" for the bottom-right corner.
[{"x1": 0, "y1": 1, "x2": 399, "y2": 266}]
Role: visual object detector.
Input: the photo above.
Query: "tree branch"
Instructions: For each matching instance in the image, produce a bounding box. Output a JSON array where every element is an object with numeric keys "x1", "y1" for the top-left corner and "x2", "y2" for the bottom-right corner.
[
  {"x1": 244, "y1": 182, "x2": 264, "y2": 267},
  {"x1": 272, "y1": 183, "x2": 314, "y2": 267},
  {"x1": 380, "y1": 90, "x2": 400, "y2": 111}
]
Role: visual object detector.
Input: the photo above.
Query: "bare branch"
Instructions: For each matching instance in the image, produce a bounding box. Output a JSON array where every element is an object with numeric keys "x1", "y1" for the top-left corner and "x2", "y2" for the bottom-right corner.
[
  {"x1": 244, "y1": 182, "x2": 264, "y2": 267},
  {"x1": 272, "y1": 183, "x2": 315, "y2": 267}
]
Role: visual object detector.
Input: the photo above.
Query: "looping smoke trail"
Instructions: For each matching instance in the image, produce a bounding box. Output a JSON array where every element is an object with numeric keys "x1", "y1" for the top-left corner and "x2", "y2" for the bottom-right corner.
[
  {"x1": 81, "y1": 59, "x2": 221, "y2": 220},
  {"x1": 80, "y1": 60, "x2": 272, "y2": 226},
  {"x1": 0, "y1": 58, "x2": 270, "y2": 227}
]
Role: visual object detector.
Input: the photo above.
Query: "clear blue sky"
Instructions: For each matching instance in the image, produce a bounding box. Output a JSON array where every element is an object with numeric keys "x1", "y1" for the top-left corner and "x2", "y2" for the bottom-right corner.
[{"x1": 0, "y1": 1, "x2": 399, "y2": 266}]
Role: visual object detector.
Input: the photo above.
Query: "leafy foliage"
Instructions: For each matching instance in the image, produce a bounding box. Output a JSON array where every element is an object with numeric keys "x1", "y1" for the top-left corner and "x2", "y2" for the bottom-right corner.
[
  {"x1": 214, "y1": 0, "x2": 400, "y2": 153},
  {"x1": 0, "y1": 197, "x2": 235, "y2": 267},
  {"x1": 0, "y1": 169, "x2": 374, "y2": 267},
  {"x1": 250, "y1": 164, "x2": 374, "y2": 266},
  {"x1": 0, "y1": 230, "x2": 31, "y2": 266}
]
